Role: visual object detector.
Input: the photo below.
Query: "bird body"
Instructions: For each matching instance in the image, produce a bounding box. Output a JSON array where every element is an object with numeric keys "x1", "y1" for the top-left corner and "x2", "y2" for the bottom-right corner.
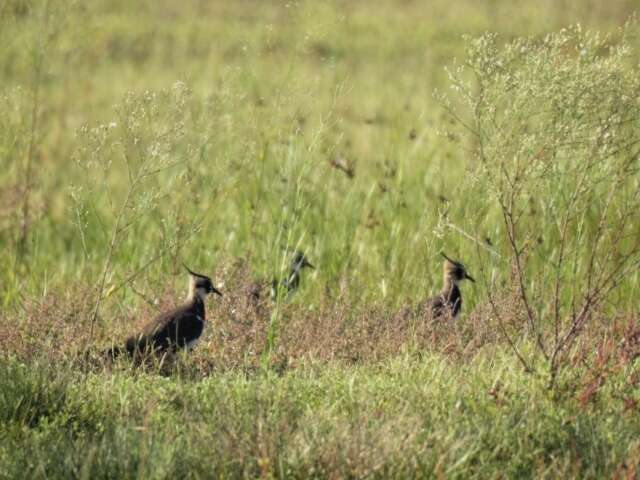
[
  {"x1": 270, "y1": 251, "x2": 315, "y2": 301},
  {"x1": 106, "y1": 265, "x2": 221, "y2": 358},
  {"x1": 423, "y1": 253, "x2": 474, "y2": 320},
  {"x1": 123, "y1": 296, "x2": 206, "y2": 354},
  {"x1": 248, "y1": 251, "x2": 315, "y2": 310},
  {"x1": 426, "y1": 281, "x2": 463, "y2": 319}
]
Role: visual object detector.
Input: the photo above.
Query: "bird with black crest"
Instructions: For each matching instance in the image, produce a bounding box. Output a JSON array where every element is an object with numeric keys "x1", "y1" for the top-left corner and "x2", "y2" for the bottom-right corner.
[
  {"x1": 422, "y1": 253, "x2": 475, "y2": 320},
  {"x1": 104, "y1": 264, "x2": 222, "y2": 359}
]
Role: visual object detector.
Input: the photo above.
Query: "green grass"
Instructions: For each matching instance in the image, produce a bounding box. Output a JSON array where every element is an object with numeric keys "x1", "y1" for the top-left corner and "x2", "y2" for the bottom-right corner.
[
  {"x1": 2, "y1": 353, "x2": 638, "y2": 478},
  {"x1": 1, "y1": 0, "x2": 640, "y2": 478}
]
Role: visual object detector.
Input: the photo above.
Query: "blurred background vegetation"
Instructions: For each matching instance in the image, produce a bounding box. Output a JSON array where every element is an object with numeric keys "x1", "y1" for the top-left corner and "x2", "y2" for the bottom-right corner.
[{"x1": 1, "y1": 0, "x2": 637, "y2": 311}]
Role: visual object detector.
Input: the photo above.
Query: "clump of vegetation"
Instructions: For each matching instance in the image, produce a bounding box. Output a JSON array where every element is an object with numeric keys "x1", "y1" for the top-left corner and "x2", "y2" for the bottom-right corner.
[
  {"x1": 2, "y1": 351, "x2": 640, "y2": 478},
  {"x1": 444, "y1": 23, "x2": 640, "y2": 386}
]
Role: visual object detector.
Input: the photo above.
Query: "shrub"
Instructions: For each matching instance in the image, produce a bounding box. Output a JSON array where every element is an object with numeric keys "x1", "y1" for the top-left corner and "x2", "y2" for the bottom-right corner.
[{"x1": 444, "y1": 23, "x2": 640, "y2": 386}]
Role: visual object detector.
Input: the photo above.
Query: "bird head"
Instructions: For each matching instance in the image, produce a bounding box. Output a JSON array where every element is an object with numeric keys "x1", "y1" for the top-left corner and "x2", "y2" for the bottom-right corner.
[
  {"x1": 292, "y1": 251, "x2": 315, "y2": 271},
  {"x1": 441, "y1": 253, "x2": 475, "y2": 285},
  {"x1": 184, "y1": 264, "x2": 222, "y2": 300}
]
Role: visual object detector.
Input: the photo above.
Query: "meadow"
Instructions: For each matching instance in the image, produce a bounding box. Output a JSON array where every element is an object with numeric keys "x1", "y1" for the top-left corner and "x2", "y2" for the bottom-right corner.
[{"x1": 1, "y1": 0, "x2": 640, "y2": 478}]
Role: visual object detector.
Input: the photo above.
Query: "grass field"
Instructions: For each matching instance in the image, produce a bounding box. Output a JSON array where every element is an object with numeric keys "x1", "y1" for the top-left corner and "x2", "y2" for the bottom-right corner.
[{"x1": 1, "y1": 0, "x2": 640, "y2": 478}]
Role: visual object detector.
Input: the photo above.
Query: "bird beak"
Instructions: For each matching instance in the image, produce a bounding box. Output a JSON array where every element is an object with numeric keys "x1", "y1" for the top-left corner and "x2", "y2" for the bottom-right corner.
[
  {"x1": 304, "y1": 260, "x2": 315, "y2": 270},
  {"x1": 211, "y1": 286, "x2": 223, "y2": 297},
  {"x1": 465, "y1": 273, "x2": 476, "y2": 283}
]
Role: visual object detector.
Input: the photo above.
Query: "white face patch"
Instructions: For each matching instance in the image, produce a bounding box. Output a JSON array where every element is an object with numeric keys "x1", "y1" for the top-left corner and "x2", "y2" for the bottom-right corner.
[
  {"x1": 187, "y1": 272, "x2": 215, "y2": 301},
  {"x1": 194, "y1": 287, "x2": 210, "y2": 300}
]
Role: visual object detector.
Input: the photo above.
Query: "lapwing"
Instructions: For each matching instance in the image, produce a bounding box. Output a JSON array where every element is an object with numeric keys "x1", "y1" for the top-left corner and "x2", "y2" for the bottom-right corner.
[
  {"x1": 423, "y1": 253, "x2": 475, "y2": 320},
  {"x1": 106, "y1": 264, "x2": 222, "y2": 358},
  {"x1": 248, "y1": 250, "x2": 315, "y2": 309},
  {"x1": 270, "y1": 250, "x2": 315, "y2": 301}
]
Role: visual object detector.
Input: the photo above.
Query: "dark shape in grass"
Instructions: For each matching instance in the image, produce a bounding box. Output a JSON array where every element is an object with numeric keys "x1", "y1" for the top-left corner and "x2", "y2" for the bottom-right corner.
[
  {"x1": 270, "y1": 251, "x2": 315, "y2": 301},
  {"x1": 329, "y1": 156, "x2": 355, "y2": 179},
  {"x1": 422, "y1": 253, "x2": 475, "y2": 320},
  {"x1": 247, "y1": 251, "x2": 315, "y2": 312},
  {"x1": 103, "y1": 264, "x2": 222, "y2": 359}
]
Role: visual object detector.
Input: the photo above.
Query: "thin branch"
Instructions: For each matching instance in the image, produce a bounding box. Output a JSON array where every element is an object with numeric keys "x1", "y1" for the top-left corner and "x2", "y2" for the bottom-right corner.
[{"x1": 444, "y1": 221, "x2": 501, "y2": 258}]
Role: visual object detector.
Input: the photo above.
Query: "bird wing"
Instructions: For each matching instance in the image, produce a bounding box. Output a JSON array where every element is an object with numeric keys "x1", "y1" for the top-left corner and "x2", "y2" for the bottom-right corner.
[
  {"x1": 423, "y1": 293, "x2": 461, "y2": 320},
  {"x1": 423, "y1": 294, "x2": 449, "y2": 320},
  {"x1": 126, "y1": 305, "x2": 205, "y2": 353}
]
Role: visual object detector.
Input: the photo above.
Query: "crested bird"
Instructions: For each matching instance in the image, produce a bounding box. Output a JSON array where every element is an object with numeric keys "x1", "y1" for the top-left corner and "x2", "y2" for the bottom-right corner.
[
  {"x1": 106, "y1": 264, "x2": 222, "y2": 358},
  {"x1": 423, "y1": 253, "x2": 475, "y2": 320},
  {"x1": 270, "y1": 250, "x2": 315, "y2": 301},
  {"x1": 248, "y1": 250, "x2": 316, "y2": 308}
]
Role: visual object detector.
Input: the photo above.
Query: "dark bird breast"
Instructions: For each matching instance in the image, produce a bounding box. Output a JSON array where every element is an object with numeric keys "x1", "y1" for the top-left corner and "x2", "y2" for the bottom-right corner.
[
  {"x1": 270, "y1": 273, "x2": 298, "y2": 300},
  {"x1": 125, "y1": 298, "x2": 206, "y2": 354},
  {"x1": 424, "y1": 284, "x2": 462, "y2": 319},
  {"x1": 285, "y1": 272, "x2": 301, "y2": 292}
]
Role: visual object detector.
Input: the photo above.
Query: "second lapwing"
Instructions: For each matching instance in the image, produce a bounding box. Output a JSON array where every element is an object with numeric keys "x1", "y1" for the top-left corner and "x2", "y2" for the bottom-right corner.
[{"x1": 270, "y1": 250, "x2": 315, "y2": 301}]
